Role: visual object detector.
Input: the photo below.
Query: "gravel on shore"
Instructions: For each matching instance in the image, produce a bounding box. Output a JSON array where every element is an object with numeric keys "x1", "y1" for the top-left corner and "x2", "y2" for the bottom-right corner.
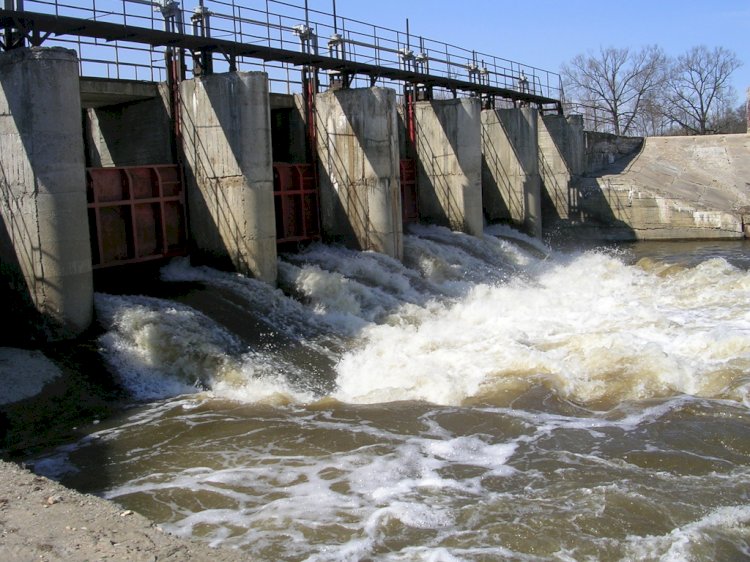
[
  {"x1": 0, "y1": 459, "x2": 246, "y2": 561},
  {"x1": 0, "y1": 342, "x2": 247, "y2": 561}
]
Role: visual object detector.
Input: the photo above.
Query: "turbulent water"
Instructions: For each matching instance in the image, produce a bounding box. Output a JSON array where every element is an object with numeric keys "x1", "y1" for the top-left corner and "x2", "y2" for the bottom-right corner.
[{"x1": 32, "y1": 225, "x2": 750, "y2": 561}]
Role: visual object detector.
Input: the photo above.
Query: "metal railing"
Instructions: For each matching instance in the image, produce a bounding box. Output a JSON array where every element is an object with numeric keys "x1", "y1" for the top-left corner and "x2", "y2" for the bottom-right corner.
[{"x1": 4, "y1": 0, "x2": 563, "y2": 102}]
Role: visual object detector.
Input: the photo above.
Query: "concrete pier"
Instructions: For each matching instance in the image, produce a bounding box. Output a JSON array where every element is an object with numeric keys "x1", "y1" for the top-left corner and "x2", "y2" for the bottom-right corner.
[
  {"x1": 315, "y1": 87, "x2": 403, "y2": 259},
  {"x1": 0, "y1": 48, "x2": 93, "y2": 337},
  {"x1": 180, "y1": 71, "x2": 277, "y2": 284},
  {"x1": 414, "y1": 98, "x2": 483, "y2": 236},
  {"x1": 481, "y1": 107, "x2": 541, "y2": 238},
  {"x1": 538, "y1": 114, "x2": 584, "y2": 224}
]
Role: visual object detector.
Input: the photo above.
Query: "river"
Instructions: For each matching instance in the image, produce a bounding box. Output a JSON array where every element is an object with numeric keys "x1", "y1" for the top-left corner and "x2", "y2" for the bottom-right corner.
[{"x1": 31, "y1": 225, "x2": 750, "y2": 561}]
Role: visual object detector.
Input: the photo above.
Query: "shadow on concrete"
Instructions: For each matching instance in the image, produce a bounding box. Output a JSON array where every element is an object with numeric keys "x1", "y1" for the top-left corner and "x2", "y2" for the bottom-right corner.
[
  {"x1": 538, "y1": 117, "x2": 638, "y2": 242},
  {"x1": 414, "y1": 99, "x2": 481, "y2": 234},
  {"x1": 481, "y1": 137, "x2": 514, "y2": 221},
  {"x1": 0, "y1": 59, "x2": 62, "y2": 341},
  {"x1": 583, "y1": 132, "x2": 643, "y2": 177},
  {"x1": 480, "y1": 109, "x2": 534, "y2": 229},
  {"x1": 83, "y1": 93, "x2": 172, "y2": 168},
  {"x1": 313, "y1": 91, "x2": 369, "y2": 249},
  {"x1": 538, "y1": 115, "x2": 577, "y2": 225},
  {"x1": 314, "y1": 87, "x2": 401, "y2": 254},
  {"x1": 0, "y1": 207, "x2": 46, "y2": 344},
  {"x1": 179, "y1": 72, "x2": 276, "y2": 277}
]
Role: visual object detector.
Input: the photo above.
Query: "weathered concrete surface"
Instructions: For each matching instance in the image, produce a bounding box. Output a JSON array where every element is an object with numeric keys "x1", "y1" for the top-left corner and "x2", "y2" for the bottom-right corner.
[
  {"x1": 315, "y1": 87, "x2": 403, "y2": 259},
  {"x1": 84, "y1": 83, "x2": 172, "y2": 167},
  {"x1": 538, "y1": 114, "x2": 584, "y2": 225},
  {"x1": 0, "y1": 47, "x2": 93, "y2": 337},
  {"x1": 270, "y1": 93, "x2": 307, "y2": 163},
  {"x1": 481, "y1": 107, "x2": 541, "y2": 238},
  {"x1": 414, "y1": 98, "x2": 483, "y2": 236},
  {"x1": 79, "y1": 77, "x2": 161, "y2": 109},
  {"x1": 584, "y1": 131, "x2": 643, "y2": 175},
  {"x1": 180, "y1": 71, "x2": 277, "y2": 283},
  {"x1": 577, "y1": 134, "x2": 750, "y2": 240}
]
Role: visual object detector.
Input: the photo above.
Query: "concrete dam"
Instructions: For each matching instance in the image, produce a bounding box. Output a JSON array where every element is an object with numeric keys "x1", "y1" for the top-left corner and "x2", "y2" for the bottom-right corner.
[{"x1": 1, "y1": 0, "x2": 748, "y2": 340}]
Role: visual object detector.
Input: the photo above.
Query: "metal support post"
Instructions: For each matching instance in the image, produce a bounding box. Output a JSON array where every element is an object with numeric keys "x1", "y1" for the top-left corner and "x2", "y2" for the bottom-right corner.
[
  {"x1": 158, "y1": 1, "x2": 185, "y2": 165},
  {"x1": 3, "y1": 0, "x2": 25, "y2": 50},
  {"x1": 191, "y1": 0, "x2": 213, "y2": 76}
]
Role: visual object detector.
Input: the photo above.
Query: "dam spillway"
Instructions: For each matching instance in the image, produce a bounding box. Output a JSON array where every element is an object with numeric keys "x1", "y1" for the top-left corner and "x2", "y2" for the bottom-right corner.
[{"x1": 1, "y1": 0, "x2": 747, "y2": 339}]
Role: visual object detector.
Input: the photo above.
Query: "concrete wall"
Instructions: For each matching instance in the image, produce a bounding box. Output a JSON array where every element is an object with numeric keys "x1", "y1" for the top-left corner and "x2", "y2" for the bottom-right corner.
[
  {"x1": 538, "y1": 114, "x2": 584, "y2": 224},
  {"x1": 84, "y1": 85, "x2": 172, "y2": 167},
  {"x1": 315, "y1": 87, "x2": 403, "y2": 259},
  {"x1": 0, "y1": 47, "x2": 93, "y2": 337},
  {"x1": 568, "y1": 134, "x2": 750, "y2": 240},
  {"x1": 270, "y1": 93, "x2": 308, "y2": 163},
  {"x1": 583, "y1": 131, "x2": 643, "y2": 175},
  {"x1": 180, "y1": 71, "x2": 277, "y2": 284},
  {"x1": 576, "y1": 178, "x2": 743, "y2": 240},
  {"x1": 414, "y1": 98, "x2": 483, "y2": 236},
  {"x1": 481, "y1": 107, "x2": 541, "y2": 238}
]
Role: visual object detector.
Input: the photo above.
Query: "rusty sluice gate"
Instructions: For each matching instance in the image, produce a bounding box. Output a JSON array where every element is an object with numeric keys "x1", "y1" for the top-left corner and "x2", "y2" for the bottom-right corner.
[
  {"x1": 87, "y1": 165, "x2": 187, "y2": 268},
  {"x1": 400, "y1": 159, "x2": 419, "y2": 225},
  {"x1": 273, "y1": 163, "x2": 321, "y2": 245}
]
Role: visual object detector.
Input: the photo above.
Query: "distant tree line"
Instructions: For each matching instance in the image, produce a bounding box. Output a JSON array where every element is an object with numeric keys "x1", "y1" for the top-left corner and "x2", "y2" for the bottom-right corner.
[{"x1": 561, "y1": 45, "x2": 745, "y2": 137}]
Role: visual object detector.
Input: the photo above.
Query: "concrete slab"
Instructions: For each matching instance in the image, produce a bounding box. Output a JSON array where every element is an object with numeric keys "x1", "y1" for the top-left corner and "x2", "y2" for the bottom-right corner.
[
  {"x1": 611, "y1": 134, "x2": 750, "y2": 213},
  {"x1": 79, "y1": 77, "x2": 161, "y2": 108}
]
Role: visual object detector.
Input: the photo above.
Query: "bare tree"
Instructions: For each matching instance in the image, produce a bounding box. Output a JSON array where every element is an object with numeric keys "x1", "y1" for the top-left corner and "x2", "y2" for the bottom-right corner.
[
  {"x1": 633, "y1": 91, "x2": 672, "y2": 136},
  {"x1": 712, "y1": 101, "x2": 747, "y2": 134},
  {"x1": 663, "y1": 45, "x2": 742, "y2": 135},
  {"x1": 562, "y1": 45, "x2": 667, "y2": 136}
]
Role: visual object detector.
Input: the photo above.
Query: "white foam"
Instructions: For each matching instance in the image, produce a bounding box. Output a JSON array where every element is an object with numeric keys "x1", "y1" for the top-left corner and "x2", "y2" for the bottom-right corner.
[
  {"x1": 97, "y1": 226, "x2": 750, "y2": 409},
  {"x1": 333, "y1": 240, "x2": 750, "y2": 407},
  {"x1": 623, "y1": 505, "x2": 750, "y2": 560},
  {"x1": 95, "y1": 294, "x2": 312, "y2": 403}
]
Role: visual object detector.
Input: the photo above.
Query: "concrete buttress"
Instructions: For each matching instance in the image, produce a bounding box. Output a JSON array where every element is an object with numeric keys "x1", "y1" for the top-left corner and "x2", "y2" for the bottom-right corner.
[
  {"x1": 0, "y1": 47, "x2": 93, "y2": 337},
  {"x1": 315, "y1": 87, "x2": 403, "y2": 260},
  {"x1": 180, "y1": 71, "x2": 277, "y2": 284},
  {"x1": 481, "y1": 107, "x2": 541, "y2": 238},
  {"x1": 414, "y1": 98, "x2": 483, "y2": 236}
]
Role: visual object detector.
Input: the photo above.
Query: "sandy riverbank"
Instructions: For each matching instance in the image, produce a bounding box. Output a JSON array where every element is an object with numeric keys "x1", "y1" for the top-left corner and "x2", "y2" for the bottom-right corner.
[
  {"x1": 0, "y1": 345, "x2": 247, "y2": 561},
  {"x1": 0, "y1": 459, "x2": 246, "y2": 561}
]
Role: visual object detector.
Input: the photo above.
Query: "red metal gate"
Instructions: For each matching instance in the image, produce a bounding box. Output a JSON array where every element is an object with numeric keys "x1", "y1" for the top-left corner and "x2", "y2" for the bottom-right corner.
[
  {"x1": 400, "y1": 159, "x2": 419, "y2": 224},
  {"x1": 86, "y1": 165, "x2": 187, "y2": 268},
  {"x1": 273, "y1": 163, "x2": 321, "y2": 245}
]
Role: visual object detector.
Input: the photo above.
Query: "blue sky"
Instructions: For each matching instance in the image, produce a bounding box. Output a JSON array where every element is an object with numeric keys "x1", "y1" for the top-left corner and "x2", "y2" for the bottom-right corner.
[{"x1": 330, "y1": 0, "x2": 749, "y2": 105}]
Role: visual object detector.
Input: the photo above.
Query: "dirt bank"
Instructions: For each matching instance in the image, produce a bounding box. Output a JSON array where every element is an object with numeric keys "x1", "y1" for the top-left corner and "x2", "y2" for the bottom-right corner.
[
  {"x1": 0, "y1": 459, "x2": 245, "y2": 561},
  {"x1": 0, "y1": 337, "x2": 246, "y2": 561}
]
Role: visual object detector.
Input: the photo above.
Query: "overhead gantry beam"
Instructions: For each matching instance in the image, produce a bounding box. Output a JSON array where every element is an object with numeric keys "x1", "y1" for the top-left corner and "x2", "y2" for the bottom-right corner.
[{"x1": 0, "y1": 9, "x2": 562, "y2": 111}]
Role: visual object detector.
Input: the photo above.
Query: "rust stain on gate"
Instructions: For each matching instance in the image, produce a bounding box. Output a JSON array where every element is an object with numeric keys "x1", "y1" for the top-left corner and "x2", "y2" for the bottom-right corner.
[
  {"x1": 273, "y1": 163, "x2": 321, "y2": 245},
  {"x1": 86, "y1": 165, "x2": 187, "y2": 268}
]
